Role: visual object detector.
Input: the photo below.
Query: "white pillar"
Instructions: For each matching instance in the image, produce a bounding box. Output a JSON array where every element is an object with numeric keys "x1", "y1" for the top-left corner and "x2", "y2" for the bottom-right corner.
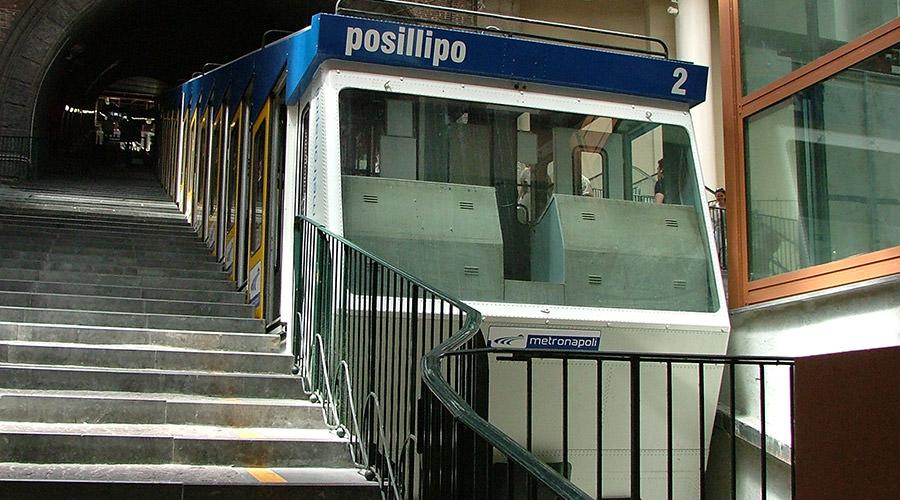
[{"x1": 675, "y1": 0, "x2": 721, "y2": 194}]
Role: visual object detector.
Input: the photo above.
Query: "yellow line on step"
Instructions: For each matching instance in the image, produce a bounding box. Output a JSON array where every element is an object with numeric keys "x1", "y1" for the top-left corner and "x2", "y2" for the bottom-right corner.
[{"x1": 246, "y1": 468, "x2": 288, "y2": 483}]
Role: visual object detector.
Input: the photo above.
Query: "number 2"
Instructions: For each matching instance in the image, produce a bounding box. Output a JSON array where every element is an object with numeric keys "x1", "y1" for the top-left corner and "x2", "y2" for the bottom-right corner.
[{"x1": 671, "y1": 67, "x2": 688, "y2": 96}]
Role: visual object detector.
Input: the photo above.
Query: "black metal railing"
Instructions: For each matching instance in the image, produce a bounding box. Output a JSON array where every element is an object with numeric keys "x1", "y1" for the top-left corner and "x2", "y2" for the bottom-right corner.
[
  {"x1": 293, "y1": 216, "x2": 586, "y2": 498},
  {"x1": 445, "y1": 349, "x2": 796, "y2": 499},
  {"x1": 0, "y1": 136, "x2": 34, "y2": 181},
  {"x1": 710, "y1": 205, "x2": 727, "y2": 271},
  {"x1": 294, "y1": 215, "x2": 796, "y2": 499}
]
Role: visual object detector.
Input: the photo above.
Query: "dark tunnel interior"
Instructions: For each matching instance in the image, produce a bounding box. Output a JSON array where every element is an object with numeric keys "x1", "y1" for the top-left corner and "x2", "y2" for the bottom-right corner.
[{"x1": 38, "y1": 0, "x2": 335, "y2": 176}]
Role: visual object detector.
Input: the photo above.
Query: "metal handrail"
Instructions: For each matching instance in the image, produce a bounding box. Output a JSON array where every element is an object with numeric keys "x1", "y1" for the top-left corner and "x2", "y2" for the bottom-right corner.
[
  {"x1": 304, "y1": 332, "x2": 402, "y2": 494},
  {"x1": 336, "y1": 0, "x2": 669, "y2": 58},
  {"x1": 421, "y1": 316, "x2": 591, "y2": 498},
  {"x1": 293, "y1": 215, "x2": 589, "y2": 498}
]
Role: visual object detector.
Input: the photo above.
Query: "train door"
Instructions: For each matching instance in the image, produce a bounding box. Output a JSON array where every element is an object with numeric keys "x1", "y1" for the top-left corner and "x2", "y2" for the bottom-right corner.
[
  {"x1": 176, "y1": 102, "x2": 187, "y2": 209},
  {"x1": 193, "y1": 107, "x2": 210, "y2": 234},
  {"x1": 184, "y1": 109, "x2": 197, "y2": 221},
  {"x1": 264, "y1": 86, "x2": 287, "y2": 324},
  {"x1": 224, "y1": 104, "x2": 243, "y2": 281},
  {"x1": 246, "y1": 99, "x2": 271, "y2": 318},
  {"x1": 208, "y1": 106, "x2": 225, "y2": 252}
]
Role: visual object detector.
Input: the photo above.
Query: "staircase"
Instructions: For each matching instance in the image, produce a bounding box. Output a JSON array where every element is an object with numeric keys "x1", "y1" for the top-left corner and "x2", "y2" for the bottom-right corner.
[{"x1": 0, "y1": 175, "x2": 375, "y2": 498}]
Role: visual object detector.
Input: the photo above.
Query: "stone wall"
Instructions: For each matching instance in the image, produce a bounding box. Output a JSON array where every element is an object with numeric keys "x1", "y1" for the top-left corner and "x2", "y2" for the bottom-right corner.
[{"x1": 0, "y1": 1, "x2": 24, "y2": 48}]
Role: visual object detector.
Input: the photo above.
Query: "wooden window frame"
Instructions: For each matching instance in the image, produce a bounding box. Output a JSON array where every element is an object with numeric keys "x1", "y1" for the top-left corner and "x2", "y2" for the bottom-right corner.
[{"x1": 719, "y1": 1, "x2": 900, "y2": 307}]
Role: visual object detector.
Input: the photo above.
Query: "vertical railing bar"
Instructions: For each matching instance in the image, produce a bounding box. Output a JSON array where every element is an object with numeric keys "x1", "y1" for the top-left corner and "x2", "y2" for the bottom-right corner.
[
  {"x1": 352, "y1": 250, "x2": 362, "y2": 439},
  {"x1": 367, "y1": 258, "x2": 378, "y2": 466},
  {"x1": 390, "y1": 271, "x2": 399, "y2": 465},
  {"x1": 630, "y1": 357, "x2": 641, "y2": 500},
  {"x1": 507, "y1": 458, "x2": 515, "y2": 500},
  {"x1": 341, "y1": 244, "x2": 349, "y2": 429},
  {"x1": 330, "y1": 237, "x2": 339, "y2": 419},
  {"x1": 451, "y1": 417, "x2": 458, "y2": 497},
  {"x1": 730, "y1": 362, "x2": 737, "y2": 500},
  {"x1": 563, "y1": 358, "x2": 569, "y2": 481},
  {"x1": 422, "y1": 387, "x2": 432, "y2": 497},
  {"x1": 406, "y1": 282, "x2": 419, "y2": 497},
  {"x1": 699, "y1": 361, "x2": 707, "y2": 500},
  {"x1": 597, "y1": 359, "x2": 603, "y2": 500},
  {"x1": 527, "y1": 358, "x2": 533, "y2": 452},
  {"x1": 667, "y1": 360, "x2": 674, "y2": 500},
  {"x1": 759, "y1": 364, "x2": 767, "y2": 500}
]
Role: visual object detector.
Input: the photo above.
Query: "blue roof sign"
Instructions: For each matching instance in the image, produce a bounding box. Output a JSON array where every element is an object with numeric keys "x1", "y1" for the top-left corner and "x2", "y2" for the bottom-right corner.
[
  {"x1": 175, "y1": 13, "x2": 709, "y2": 117},
  {"x1": 314, "y1": 14, "x2": 708, "y2": 107}
]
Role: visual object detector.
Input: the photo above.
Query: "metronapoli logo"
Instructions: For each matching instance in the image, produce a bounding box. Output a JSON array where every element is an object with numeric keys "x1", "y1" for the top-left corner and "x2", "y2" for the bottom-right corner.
[{"x1": 344, "y1": 26, "x2": 467, "y2": 67}]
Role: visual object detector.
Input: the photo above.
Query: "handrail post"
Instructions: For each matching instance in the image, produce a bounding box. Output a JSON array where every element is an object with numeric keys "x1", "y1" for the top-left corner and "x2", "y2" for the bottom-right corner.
[{"x1": 630, "y1": 356, "x2": 641, "y2": 500}]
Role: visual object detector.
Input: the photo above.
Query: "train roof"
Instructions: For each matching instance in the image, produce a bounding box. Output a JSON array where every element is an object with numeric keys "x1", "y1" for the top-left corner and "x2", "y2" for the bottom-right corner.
[{"x1": 172, "y1": 13, "x2": 709, "y2": 122}]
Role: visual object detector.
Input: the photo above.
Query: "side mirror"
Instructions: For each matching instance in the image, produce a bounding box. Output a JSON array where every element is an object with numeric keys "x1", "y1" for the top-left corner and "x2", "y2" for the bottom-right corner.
[{"x1": 515, "y1": 204, "x2": 529, "y2": 225}]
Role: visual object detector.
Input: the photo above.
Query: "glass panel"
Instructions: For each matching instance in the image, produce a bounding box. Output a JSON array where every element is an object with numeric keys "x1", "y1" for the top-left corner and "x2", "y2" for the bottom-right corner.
[
  {"x1": 209, "y1": 117, "x2": 222, "y2": 234},
  {"x1": 194, "y1": 118, "x2": 208, "y2": 228},
  {"x1": 250, "y1": 124, "x2": 266, "y2": 253},
  {"x1": 740, "y1": 0, "x2": 899, "y2": 94},
  {"x1": 226, "y1": 115, "x2": 240, "y2": 231},
  {"x1": 745, "y1": 44, "x2": 900, "y2": 280},
  {"x1": 339, "y1": 89, "x2": 718, "y2": 312}
]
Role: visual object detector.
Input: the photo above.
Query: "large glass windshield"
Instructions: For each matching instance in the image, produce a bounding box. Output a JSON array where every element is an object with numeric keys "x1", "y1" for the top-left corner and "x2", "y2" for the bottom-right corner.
[{"x1": 339, "y1": 88, "x2": 719, "y2": 312}]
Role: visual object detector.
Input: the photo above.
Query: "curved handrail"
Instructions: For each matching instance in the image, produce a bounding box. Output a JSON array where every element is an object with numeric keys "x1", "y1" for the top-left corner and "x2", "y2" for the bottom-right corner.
[
  {"x1": 295, "y1": 215, "x2": 590, "y2": 498},
  {"x1": 421, "y1": 316, "x2": 591, "y2": 499}
]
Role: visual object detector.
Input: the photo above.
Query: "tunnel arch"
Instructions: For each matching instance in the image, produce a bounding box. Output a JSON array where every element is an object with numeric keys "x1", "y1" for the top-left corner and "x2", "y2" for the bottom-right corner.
[{"x1": 0, "y1": 0, "x2": 335, "y2": 141}]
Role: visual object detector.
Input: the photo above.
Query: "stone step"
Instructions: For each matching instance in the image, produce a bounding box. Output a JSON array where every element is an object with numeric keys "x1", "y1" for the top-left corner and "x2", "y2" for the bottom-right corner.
[
  {"x1": 0, "y1": 306, "x2": 264, "y2": 333},
  {"x1": 0, "y1": 279, "x2": 243, "y2": 304},
  {"x1": 0, "y1": 268, "x2": 235, "y2": 291},
  {"x1": 0, "y1": 188, "x2": 182, "y2": 209},
  {"x1": 0, "y1": 239, "x2": 217, "y2": 259},
  {"x1": 0, "y1": 291, "x2": 250, "y2": 317},
  {"x1": 0, "y1": 341, "x2": 291, "y2": 374},
  {"x1": 0, "y1": 260, "x2": 227, "y2": 280},
  {"x1": 0, "y1": 215, "x2": 195, "y2": 235},
  {"x1": 0, "y1": 227, "x2": 208, "y2": 248},
  {"x1": 0, "y1": 217, "x2": 196, "y2": 234},
  {"x1": 0, "y1": 323, "x2": 280, "y2": 353},
  {"x1": 0, "y1": 201, "x2": 188, "y2": 222},
  {"x1": 0, "y1": 363, "x2": 303, "y2": 398},
  {"x1": 0, "y1": 240, "x2": 210, "y2": 258},
  {"x1": 0, "y1": 390, "x2": 323, "y2": 428},
  {"x1": 0, "y1": 464, "x2": 377, "y2": 500},
  {"x1": 0, "y1": 208, "x2": 191, "y2": 228},
  {"x1": 0, "y1": 251, "x2": 221, "y2": 271},
  {"x1": 0, "y1": 423, "x2": 350, "y2": 467}
]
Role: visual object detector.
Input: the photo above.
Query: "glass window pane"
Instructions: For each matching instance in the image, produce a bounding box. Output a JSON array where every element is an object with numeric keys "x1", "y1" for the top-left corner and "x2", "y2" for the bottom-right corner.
[
  {"x1": 250, "y1": 125, "x2": 266, "y2": 253},
  {"x1": 740, "y1": 0, "x2": 899, "y2": 94},
  {"x1": 195, "y1": 119, "x2": 208, "y2": 228},
  {"x1": 745, "y1": 44, "x2": 900, "y2": 281},
  {"x1": 226, "y1": 116, "x2": 240, "y2": 231},
  {"x1": 339, "y1": 89, "x2": 719, "y2": 312},
  {"x1": 209, "y1": 119, "x2": 221, "y2": 230}
]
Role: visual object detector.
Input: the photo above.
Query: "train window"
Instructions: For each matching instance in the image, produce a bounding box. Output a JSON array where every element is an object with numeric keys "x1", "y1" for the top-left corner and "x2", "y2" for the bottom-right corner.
[
  {"x1": 209, "y1": 113, "x2": 222, "y2": 240},
  {"x1": 338, "y1": 89, "x2": 704, "y2": 216},
  {"x1": 195, "y1": 114, "x2": 208, "y2": 231},
  {"x1": 339, "y1": 88, "x2": 718, "y2": 311},
  {"x1": 250, "y1": 124, "x2": 265, "y2": 253},
  {"x1": 226, "y1": 113, "x2": 240, "y2": 232}
]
